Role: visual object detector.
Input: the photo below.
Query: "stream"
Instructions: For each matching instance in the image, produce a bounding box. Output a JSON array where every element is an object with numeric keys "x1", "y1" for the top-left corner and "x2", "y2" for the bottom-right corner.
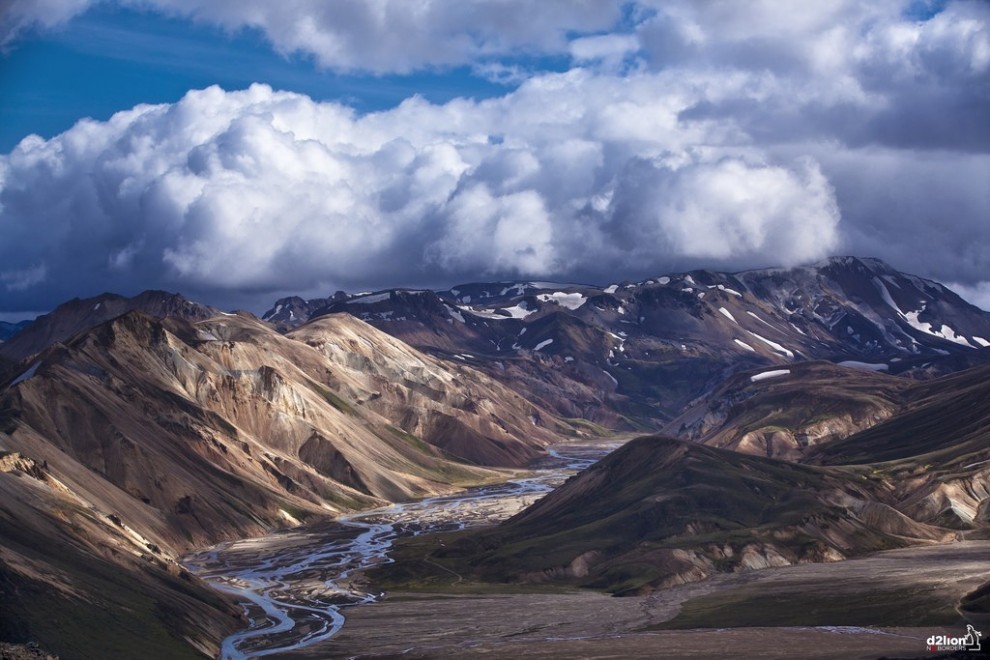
[{"x1": 183, "y1": 442, "x2": 617, "y2": 659}]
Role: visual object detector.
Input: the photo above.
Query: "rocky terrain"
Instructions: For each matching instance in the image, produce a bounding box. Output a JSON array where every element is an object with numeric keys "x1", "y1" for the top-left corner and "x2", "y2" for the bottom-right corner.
[
  {"x1": 265, "y1": 256, "x2": 990, "y2": 426},
  {"x1": 0, "y1": 296, "x2": 567, "y2": 656},
  {"x1": 375, "y1": 361, "x2": 990, "y2": 600},
  {"x1": 2, "y1": 257, "x2": 989, "y2": 657}
]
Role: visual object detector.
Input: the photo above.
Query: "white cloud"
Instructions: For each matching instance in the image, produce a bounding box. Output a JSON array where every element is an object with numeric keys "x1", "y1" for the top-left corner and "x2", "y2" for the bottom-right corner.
[
  {"x1": 631, "y1": 157, "x2": 839, "y2": 264},
  {"x1": 0, "y1": 0, "x2": 93, "y2": 48},
  {"x1": 0, "y1": 78, "x2": 847, "y2": 307},
  {"x1": 125, "y1": 0, "x2": 624, "y2": 73},
  {"x1": 1, "y1": 1, "x2": 988, "y2": 309},
  {"x1": 947, "y1": 282, "x2": 990, "y2": 312},
  {"x1": 1, "y1": 263, "x2": 47, "y2": 291}
]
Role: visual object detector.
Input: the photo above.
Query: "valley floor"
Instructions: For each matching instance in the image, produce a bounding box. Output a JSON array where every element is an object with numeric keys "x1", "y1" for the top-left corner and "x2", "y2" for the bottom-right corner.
[{"x1": 289, "y1": 540, "x2": 990, "y2": 659}]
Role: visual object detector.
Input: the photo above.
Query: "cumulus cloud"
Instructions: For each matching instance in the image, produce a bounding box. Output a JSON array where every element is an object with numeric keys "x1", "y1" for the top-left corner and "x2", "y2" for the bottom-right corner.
[
  {"x1": 1, "y1": 1, "x2": 989, "y2": 311},
  {"x1": 0, "y1": 78, "x2": 845, "y2": 309}
]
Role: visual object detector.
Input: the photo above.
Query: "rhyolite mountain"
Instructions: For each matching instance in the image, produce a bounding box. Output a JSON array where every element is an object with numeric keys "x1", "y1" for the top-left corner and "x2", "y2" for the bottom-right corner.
[
  {"x1": 662, "y1": 360, "x2": 915, "y2": 460},
  {"x1": 0, "y1": 296, "x2": 568, "y2": 657},
  {"x1": 3, "y1": 256, "x2": 990, "y2": 656},
  {"x1": 381, "y1": 363, "x2": 990, "y2": 596},
  {"x1": 264, "y1": 257, "x2": 990, "y2": 427},
  {"x1": 0, "y1": 290, "x2": 220, "y2": 364}
]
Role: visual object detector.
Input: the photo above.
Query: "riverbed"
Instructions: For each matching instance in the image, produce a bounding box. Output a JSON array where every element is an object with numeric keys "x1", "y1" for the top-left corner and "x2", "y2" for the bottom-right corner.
[{"x1": 183, "y1": 441, "x2": 620, "y2": 659}]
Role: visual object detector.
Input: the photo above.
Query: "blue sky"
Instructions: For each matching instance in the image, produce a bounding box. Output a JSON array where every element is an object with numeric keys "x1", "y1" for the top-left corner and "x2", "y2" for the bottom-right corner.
[
  {"x1": 1, "y1": 0, "x2": 988, "y2": 316},
  {"x1": 0, "y1": 4, "x2": 517, "y2": 152}
]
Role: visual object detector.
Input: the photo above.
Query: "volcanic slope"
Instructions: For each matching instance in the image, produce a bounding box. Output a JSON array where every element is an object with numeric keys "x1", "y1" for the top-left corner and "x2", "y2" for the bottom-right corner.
[
  {"x1": 379, "y1": 436, "x2": 953, "y2": 597},
  {"x1": 265, "y1": 257, "x2": 990, "y2": 427},
  {"x1": 0, "y1": 306, "x2": 565, "y2": 656},
  {"x1": 381, "y1": 363, "x2": 990, "y2": 598},
  {"x1": 663, "y1": 361, "x2": 916, "y2": 460},
  {"x1": 0, "y1": 290, "x2": 218, "y2": 363}
]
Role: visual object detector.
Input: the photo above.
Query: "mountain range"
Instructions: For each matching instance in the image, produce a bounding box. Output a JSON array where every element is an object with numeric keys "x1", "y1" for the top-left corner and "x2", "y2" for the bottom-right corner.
[
  {"x1": 1, "y1": 256, "x2": 989, "y2": 656},
  {"x1": 265, "y1": 256, "x2": 990, "y2": 426},
  {"x1": 383, "y1": 359, "x2": 990, "y2": 597}
]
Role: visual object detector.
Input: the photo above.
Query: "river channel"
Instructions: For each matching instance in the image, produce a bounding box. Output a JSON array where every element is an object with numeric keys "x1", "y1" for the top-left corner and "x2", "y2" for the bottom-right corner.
[{"x1": 183, "y1": 441, "x2": 620, "y2": 659}]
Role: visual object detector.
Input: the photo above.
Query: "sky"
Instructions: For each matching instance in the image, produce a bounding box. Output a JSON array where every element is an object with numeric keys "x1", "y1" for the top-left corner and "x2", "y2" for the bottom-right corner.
[{"x1": 0, "y1": 0, "x2": 988, "y2": 318}]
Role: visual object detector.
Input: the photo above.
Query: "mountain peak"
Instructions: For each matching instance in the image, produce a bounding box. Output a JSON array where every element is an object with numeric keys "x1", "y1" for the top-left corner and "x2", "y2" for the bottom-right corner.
[{"x1": 0, "y1": 290, "x2": 218, "y2": 363}]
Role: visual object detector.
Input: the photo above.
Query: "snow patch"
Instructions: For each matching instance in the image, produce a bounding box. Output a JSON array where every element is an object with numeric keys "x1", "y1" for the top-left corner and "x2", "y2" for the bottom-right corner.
[
  {"x1": 903, "y1": 310, "x2": 972, "y2": 346},
  {"x1": 751, "y1": 369, "x2": 791, "y2": 382},
  {"x1": 602, "y1": 370, "x2": 618, "y2": 387},
  {"x1": 748, "y1": 332, "x2": 795, "y2": 358},
  {"x1": 349, "y1": 292, "x2": 392, "y2": 305},
  {"x1": 534, "y1": 338, "x2": 554, "y2": 351},
  {"x1": 10, "y1": 361, "x2": 41, "y2": 386},
  {"x1": 973, "y1": 336, "x2": 990, "y2": 348},
  {"x1": 873, "y1": 278, "x2": 900, "y2": 312},
  {"x1": 537, "y1": 292, "x2": 587, "y2": 310},
  {"x1": 718, "y1": 307, "x2": 736, "y2": 323},
  {"x1": 746, "y1": 311, "x2": 776, "y2": 329},
  {"x1": 734, "y1": 339, "x2": 756, "y2": 352},
  {"x1": 604, "y1": 284, "x2": 618, "y2": 294},
  {"x1": 497, "y1": 301, "x2": 536, "y2": 319},
  {"x1": 838, "y1": 361, "x2": 889, "y2": 372},
  {"x1": 718, "y1": 284, "x2": 743, "y2": 297},
  {"x1": 499, "y1": 284, "x2": 526, "y2": 296}
]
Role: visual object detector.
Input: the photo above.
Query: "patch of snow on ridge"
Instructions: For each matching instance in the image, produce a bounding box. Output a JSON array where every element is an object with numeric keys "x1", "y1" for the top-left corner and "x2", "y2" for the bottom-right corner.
[
  {"x1": 903, "y1": 310, "x2": 972, "y2": 346},
  {"x1": 838, "y1": 361, "x2": 889, "y2": 372},
  {"x1": 534, "y1": 338, "x2": 554, "y2": 351},
  {"x1": 602, "y1": 370, "x2": 618, "y2": 386},
  {"x1": 349, "y1": 292, "x2": 392, "y2": 305},
  {"x1": 718, "y1": 307, "x2": 736, "y2": 323},
  {"x1": 751, "y1": 369, "x2": 791, "y2": 382},
  {"x1": 748, "y1": 332, "x2": 795, "y2": 358},
  {"x1": 734, "y1": 339, "x2": 756, "y2": 352},
  {"x1": 10, "y1": 361, "x2": 41, "y2": 386},
  {"x1": 499, "y1": 284, "x2": 526, "y2": 297},
  {"x1": 604, "y1": 284, "x2": 618, "y2": 294},
  {"x1": 746, "y1": 311, "x2": 776, "y2": 329},
  {"x1": 500, "y1": 302, "x2": 536, "y2": 319},
  {"x1": 973, "y1": 336, "x2": 990, "y2": 348},
  {"x1": 446, "y1": 306, "x2": 465, "y2": 324},
  {"x1": 873, "y1": 278, "x2": 900, "y2": 312},
  {"x1": 537, "y1": 292, "x2": 587, "y2": 310}
]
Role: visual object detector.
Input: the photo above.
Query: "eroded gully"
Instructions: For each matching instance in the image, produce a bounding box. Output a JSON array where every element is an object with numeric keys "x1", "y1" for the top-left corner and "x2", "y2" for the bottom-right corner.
[{"x1": 183, "y1": 442, "x2": 618, "y2": 659}]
